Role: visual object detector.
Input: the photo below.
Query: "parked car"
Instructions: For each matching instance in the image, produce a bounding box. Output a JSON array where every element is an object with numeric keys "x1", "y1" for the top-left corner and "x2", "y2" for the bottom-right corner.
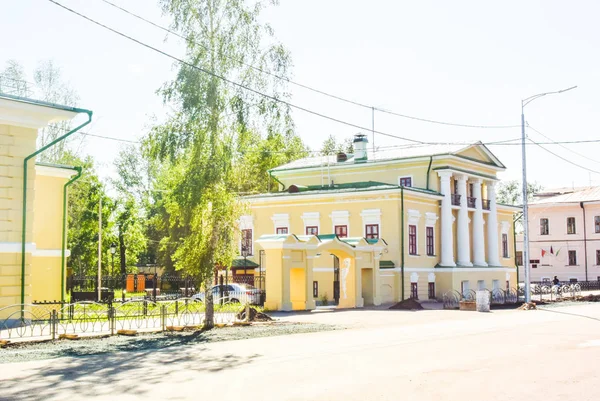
[{"x1": 192, "y1": 283, "x2": 261, "y2": 305}]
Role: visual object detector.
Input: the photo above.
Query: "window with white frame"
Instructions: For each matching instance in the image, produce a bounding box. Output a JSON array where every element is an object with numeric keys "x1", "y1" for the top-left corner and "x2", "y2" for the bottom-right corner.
[
  {"x1": 567, "y1": 217, "x2": 576, "y2": 234},
  {"x1": 595, "y1": 216, "x2": 600, "y2": 233},
  {"x1": 540, "y1": 218, "x2": 549, "y2": 235},
  {"x1": 398, "y1": 176, "x2": 412, "y2": 187},
  {"x1": 301, "y1": 212, "x2": 320, "y2": 236},
  {"x1": 425, "y1": 212, "x2": 438, "y2": 257},
  {"x1": 361, "y1": 209, "x2": 381, "y2": 239},
  {"x1": 408, "y1": 225, "x2": 417, "y2": 255},
  {"x1": 568, "y1": 250, "x2": 577, "y2": 266},
  {"x1": 330, "y1": 211, "x2": 350, "y2": 237},
  {"x1": 271, "y1": 213, "x2": 290, "y2": 235}
]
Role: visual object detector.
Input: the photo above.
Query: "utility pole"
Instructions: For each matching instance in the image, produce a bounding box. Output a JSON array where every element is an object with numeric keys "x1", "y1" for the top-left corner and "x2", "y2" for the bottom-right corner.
[
  {"x1": 98, "y1": 196, "x2": 102, "y2": 302},
  {"x1": 521, "y1": 86, "x2": 576, "y2": 303}
]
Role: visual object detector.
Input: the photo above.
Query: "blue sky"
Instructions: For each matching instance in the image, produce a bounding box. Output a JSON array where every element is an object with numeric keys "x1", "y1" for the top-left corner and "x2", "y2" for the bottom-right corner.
[{"x1": 2, "y1": 0, "x2": 599, "y2": 188}]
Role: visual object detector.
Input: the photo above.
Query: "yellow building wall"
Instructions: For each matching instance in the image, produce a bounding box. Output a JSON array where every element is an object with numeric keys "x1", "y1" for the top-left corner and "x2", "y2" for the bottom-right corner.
[
  {"x1": 0, "y1": 124, "x2": 38, "y2": 314},
  {"x1": 30, "y1": 173, "x2": 71, "y2": 302}
]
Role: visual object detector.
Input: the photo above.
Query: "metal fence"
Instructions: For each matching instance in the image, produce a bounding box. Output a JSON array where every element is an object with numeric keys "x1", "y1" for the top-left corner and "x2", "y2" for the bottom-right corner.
[
  {"x1": 442, "y1": 287, "x2": 521, "y2": 310},
  {"x1": 0, "y1": 299, "x2": 243, "y2": 342}
]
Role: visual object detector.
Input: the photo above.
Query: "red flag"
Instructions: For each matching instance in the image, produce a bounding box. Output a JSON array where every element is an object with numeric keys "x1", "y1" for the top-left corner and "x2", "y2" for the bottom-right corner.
[
  {"x1": 541, "y1": 249, "x2": 547, "y2": 257},
  {"x1": 550, "y1": 246, "x2": 554, "y2": 255}
]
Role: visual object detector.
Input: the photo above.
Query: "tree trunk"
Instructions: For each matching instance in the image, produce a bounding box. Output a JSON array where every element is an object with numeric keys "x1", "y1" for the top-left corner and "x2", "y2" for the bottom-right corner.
[
  {"x1": 204, "y1": 277, "x2": 214, "y2": 330},
  {"x1": 119, "y1": 224, "x2": 126, "y2": 275}
]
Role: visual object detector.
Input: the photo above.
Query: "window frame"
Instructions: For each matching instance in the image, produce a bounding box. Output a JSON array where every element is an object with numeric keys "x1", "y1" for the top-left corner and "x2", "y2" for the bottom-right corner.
[
  {"x1": 276, "y1": 227, "x2": 288, "y2": 235},
  {"x1": 313, "y1": 281, "x2": 318, "y2": 298},
  {"x1": 410, "y1": 282, "x2": 418, "y2": 300},
  {"x1": 398, "y1": 176, "x2": 413, "y2": 188},
  {"x1": 426, "y1": 226, "x2": 434, "y2": 256},
  {"x1": 334, "y1": 225, "x2": 348, "y2": 238},
  {"x1": 567, "y1": 217, "x2": 576, "y2": 235},
  {"x1": 305, "y1": 226, "x2": 319, "y2": 236},
  {"x1": 516, "y1": 251, "x2": 523, "y2": 266},
  {"x1": 595, "y1": 216, "x2": 600, "y2": 233},
  {"x1": 596, "y1": 250, "x2": 600, "y2": 266},
  {"x1": 241, "y1": 228, "x2": 253, "y2": 256},
  {"x1": 502, "y1": 233, "x2": 509, "y2": 258},
  {"x1": 365, "y1": 224, "x2": 379, "y2": 240},
  {"x1": 408, "y1": 224, "x2": 417, "y2": 255},
  {"x1": 428, "y1": 282, "x2": 435, "y2": 300},
  {"x1": 568, "y1": 250, "x2": 577, "y2": 266},
  {"x1": 540, "y1": 218, "x2": 549, "y2": 235}
]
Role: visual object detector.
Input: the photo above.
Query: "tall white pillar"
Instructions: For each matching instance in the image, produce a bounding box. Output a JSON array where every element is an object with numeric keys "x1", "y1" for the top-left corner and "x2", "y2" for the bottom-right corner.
[
  {"x1": 456, "y1": 174, "x2": 472, "y2": 266},
  {"x1": 438, "y1": 171, "x2": 455, "y2": 267},
  {"x1": 486, "y1": 181, "x2": 501, "y2": 266},
  {"x1": 472, "y1": 178, "x2": 487, "y2": 266}
]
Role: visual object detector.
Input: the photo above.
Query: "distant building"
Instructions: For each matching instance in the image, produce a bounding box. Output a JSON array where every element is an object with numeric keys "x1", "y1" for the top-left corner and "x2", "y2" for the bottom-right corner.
[{"x1": 516, "y1": 187, "x2": 600, "y2": 283}]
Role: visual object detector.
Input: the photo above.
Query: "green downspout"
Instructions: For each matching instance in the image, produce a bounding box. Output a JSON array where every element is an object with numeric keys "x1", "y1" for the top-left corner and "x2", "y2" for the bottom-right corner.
[
  {"x1": 401, "y1": 186, "x2": 405, "y2": 301},
  {"x1": 513, "y1": 212, "x2": 523, "y2": 285},
  {"x1": 268, "y1": 170, "x2": 285, "y2": 192},
  {"x1": 426, "y1": 156, "x2": 433, "y2": 190},
  {"x1": 21, "y1": 110, "x2": 92, "y2": 306},
  {"x1": 61, "y1": 166, "x2": 82, "y2": 303}
]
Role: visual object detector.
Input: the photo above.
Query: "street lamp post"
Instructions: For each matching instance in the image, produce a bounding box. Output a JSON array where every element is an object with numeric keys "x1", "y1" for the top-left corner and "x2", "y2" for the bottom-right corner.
[{"x1": 521, "y1": 86, "x2": 576, "y2": 303}]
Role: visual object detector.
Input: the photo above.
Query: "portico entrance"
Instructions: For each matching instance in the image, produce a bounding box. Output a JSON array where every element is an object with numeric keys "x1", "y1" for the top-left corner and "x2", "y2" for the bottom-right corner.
[{"x1": 256, "y1": 234, "x2": 387, "y2": 311}]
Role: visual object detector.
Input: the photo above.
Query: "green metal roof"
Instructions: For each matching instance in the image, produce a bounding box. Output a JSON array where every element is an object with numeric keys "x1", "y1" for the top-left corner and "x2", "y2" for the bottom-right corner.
[
  {"x1": 231, "y1": 258, "x2": 260, "y2": 268},
  {"x1": 0, "y1": 93, "x2": 92, "y2": 115},
  {"x1": 379, "y1": 260, "x2": 395, "y2": 269}
]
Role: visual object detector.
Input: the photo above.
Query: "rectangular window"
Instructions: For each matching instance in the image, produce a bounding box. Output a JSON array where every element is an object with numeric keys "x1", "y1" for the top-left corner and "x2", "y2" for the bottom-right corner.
[
  {"x1": 408, "y1": 225, "x2": 417, "y2": 255},
  {"x1": 428, "y1": 282, "x2": 436, "y2": 300},
  {"x1": 567, "y1": 217, "x2": 576, "y2": 234},
  {"x1": 410, "y1": 283, "x2": 418, "y2": 300},
  {"x1": 313, "y1": 281, "x2": 318, "y2": 298},
  {"x1": 306, "y1": 226, "x2": 318, "y2": 236},
  {"x1": 426, "y1": 227, "x2": 434, "y2": 256},
  {"x1": 597, "y1": 250, "x2": 600, "y2": 266},
  {"x1": 276, "y1": 227, "x2": 288, "y2": 234},
  {"x1": 334, "y1": 225, "x2": 348, "y2": 238},
  {"x1": 399, "y1": 176, "x2": 412, "y2": 187},
  {"x1": 568, "y1": 250, "x2": 577, "y2": 266},
  {"x1": 540, "y1": 218, "x2": 549, "y2": 235},
  {"x1": 469, "y1": 183, "x2": 474, "y2": 197},
  {"x1": 241, "y1": 229, "x2": 253, "y2": 256},
  {"x1": 365, "y1": 224, "x2": 379, "y2": 239},
  {"x1": 516, "y1": 251, "x2": 523, "y2": 266},
  {"x1": 502, "y1": 234, "x2": 509, "y2": 258},
  {"x1": 596, "y1": 216, "x2": 600, "y2": 233}
]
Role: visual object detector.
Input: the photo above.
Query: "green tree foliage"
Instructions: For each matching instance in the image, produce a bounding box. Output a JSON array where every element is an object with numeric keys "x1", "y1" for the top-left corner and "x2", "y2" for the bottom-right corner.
[
  {"x1": 57, "y1": 151, "x2": 114, "y2": 275},
  {"x1": 148, "y1": 0, "x2": 296, "y2": 328},
  {"x1": 497, "y1": 180, "x2": 543, "y2": 205},
  {"x1": 320, "y1": 134, "x2": 354, "y2": 156}
]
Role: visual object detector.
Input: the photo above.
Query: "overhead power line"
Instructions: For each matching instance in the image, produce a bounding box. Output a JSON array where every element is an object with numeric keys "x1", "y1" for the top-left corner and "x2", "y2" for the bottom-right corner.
[
  {"x1": 98, "y1": 0, "x2": 518, "y2": 130},
  {"x1": 49, "y1": 0, "x2": 427, "y2": 144},
  {"x1": 527, "y1": 123, "x2": 600, "y2": 166},
  {"x1": 527, "y1": 138, "x2": 600, "y2": 175}
]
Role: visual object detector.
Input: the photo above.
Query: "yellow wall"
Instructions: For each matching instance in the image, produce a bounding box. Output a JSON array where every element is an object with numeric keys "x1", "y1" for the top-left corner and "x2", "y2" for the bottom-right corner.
[{"x1": 0, "y1": 124, "x2": 38, "y2": 313}]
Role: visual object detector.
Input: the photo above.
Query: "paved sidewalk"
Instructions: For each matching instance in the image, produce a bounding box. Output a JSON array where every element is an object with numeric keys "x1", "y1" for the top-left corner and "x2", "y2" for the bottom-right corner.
[{"x1": 1, "y1": 304, "x2": 599, "y2": 401}]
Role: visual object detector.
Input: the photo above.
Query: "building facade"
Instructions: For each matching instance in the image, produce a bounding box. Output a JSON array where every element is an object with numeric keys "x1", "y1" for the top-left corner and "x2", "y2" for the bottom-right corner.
[
  {"x1": 241, "y1": 135, "x2": 519, "y2": 310},
  {"x1": 0, "y1": 93, "x2": 89, "y2": 320},
  {"x1": 516, "y1": 187, "x2": 600, "y2": 283}
]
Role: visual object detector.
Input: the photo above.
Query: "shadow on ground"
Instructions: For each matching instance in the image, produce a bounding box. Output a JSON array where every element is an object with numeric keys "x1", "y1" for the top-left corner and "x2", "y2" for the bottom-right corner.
[{"x1": 0, "y1": 332, "x2": 260, "y2": 400}]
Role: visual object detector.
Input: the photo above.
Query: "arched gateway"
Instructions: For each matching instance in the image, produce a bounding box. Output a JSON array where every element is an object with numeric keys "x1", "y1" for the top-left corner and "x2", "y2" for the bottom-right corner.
[{"x1": 256, "y1": 234, "x2": 387, "y2": 311}]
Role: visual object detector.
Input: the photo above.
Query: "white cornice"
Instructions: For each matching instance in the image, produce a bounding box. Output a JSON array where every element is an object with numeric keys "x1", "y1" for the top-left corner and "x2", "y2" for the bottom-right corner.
[
  {"x1": 0, "y1": 98, "x2": 77, "y2": 129},
  {"x1": 36, "y1": 165, "x2": 78, "y2": 179},
  {"x1": 33, "y1": 249, "x2": 71, "y2": 257}
]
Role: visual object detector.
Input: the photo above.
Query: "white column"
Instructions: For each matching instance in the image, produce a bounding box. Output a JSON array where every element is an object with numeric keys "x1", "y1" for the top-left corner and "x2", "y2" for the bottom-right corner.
[
  {"x1": 438, "y1": 171, "x2": 455, "y2": 267},
  {"x1": 456, "y1": 174, "x2": 472, "y2": 266},
  {"x1": 486, "y1": 181, "x2": 501, "y2": 266},
  {"x1": 472, "y1": 179, "x2": 487, "y2": 266}
]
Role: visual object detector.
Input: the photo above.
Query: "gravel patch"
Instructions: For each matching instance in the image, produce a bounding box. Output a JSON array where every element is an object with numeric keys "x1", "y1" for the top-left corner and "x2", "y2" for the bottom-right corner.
[{"x1": 0, "y1": 322, "x2": 341, "y2": 364}]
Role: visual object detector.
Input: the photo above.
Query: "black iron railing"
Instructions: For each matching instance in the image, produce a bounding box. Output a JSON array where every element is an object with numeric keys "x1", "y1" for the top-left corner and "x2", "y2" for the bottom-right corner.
[
  {"x1": 482, "y1": 199, "x2": 491, "y2": 210},
  {"x1": 467, "y1": 197, "x2": 477, "y2": 208},
  {"x1": 451, "y1": 194, "x2": 461, "y2": 206}
]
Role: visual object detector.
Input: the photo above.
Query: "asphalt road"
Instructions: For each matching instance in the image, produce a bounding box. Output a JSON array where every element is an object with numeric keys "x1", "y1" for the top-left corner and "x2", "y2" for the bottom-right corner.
[{"x1": 1, "y1": 303, "x2": 599, "y2": 401}]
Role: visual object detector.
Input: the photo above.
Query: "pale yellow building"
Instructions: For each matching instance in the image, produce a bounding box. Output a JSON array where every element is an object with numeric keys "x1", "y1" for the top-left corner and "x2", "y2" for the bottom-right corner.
[
  {"x1": 241, "y1": 134, "x2": 520, "y2": 310},
  {"x1": 0, "y1": 93, "x2": 90, "y2": 321}
]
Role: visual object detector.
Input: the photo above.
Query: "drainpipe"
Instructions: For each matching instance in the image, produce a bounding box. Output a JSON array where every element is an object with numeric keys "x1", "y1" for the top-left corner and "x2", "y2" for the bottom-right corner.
[
  {"x1": 513, "y1": 212, "x2": 522, "y2": 285},
  {"x1": 401, "y1": 186, "x2": 405, "y2": 301},
  {"x1": 61, "y1": 166, "x2": 82, "y2": 303},
  {"x1": 21, "y1": 110, "x2": 92, "y2": 306},
  {"x1": 580, "y1": 202, "x2": 588, "y2": 281},
  {"x1": 426, "y1": 156, "x2": 433, "y2": 190},
  {"x1": 268, "y1": 170, "x2": 285, "y2": 192}
]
